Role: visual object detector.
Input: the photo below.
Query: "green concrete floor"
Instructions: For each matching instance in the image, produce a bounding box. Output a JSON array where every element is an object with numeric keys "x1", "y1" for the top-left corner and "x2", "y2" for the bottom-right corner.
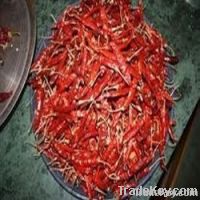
[{"x1": 0, "y1": 0, "x2": 200, "y2": 200}]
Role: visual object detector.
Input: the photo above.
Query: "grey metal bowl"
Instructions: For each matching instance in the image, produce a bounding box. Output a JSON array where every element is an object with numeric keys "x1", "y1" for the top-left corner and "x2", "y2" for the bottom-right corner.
[{"x1": 0, "y1": 0, "x2": 36, "y2": 126}]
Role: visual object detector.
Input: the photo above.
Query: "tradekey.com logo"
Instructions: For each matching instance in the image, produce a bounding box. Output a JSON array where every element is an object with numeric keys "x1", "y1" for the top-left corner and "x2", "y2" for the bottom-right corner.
[{"x1": 118, "y1": 186, "x2": 198, "y2": 198}]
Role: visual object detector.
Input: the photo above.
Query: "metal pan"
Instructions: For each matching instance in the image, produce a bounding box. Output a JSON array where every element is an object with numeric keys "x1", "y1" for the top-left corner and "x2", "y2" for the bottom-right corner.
[{"x1": 0, "y1": 0, "x2": 36, "y2": 126}]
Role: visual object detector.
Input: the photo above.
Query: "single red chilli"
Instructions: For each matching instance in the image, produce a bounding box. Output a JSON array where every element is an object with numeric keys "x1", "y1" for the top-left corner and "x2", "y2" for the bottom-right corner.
[
  {"x1": 0, "y1": 27, "x2": 12, "y2": 47},
  {"x1": 0, "y1": 92, "x2": 12, "y2": 103},
  {"x1": 30, "y1": 0, "x2": 179, "y2": 199}
]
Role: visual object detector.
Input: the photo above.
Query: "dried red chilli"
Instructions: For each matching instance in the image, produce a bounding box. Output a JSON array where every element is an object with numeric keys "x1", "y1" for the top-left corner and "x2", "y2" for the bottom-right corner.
[
  {"x1": 0, "y1": 26, "x2": 12, "y2": 49},
  {"x1": 30, "y1": 0, "x2": 179, "y2": 199},
  {"x1": 0, "y1": 27, "x2": 11, "y2": 65},
  {"x1": 0, "y1": 26, "x2": 20, "y2": 47},
  {"x1": 0, "y1": 92, "x2": 12, "y2": 103}
]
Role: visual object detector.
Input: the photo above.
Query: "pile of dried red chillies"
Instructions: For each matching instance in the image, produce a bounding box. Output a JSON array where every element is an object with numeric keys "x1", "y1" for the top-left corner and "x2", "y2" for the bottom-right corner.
[{"x1": 30, "y1": 0, "x2": 178, "y2": 199}]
